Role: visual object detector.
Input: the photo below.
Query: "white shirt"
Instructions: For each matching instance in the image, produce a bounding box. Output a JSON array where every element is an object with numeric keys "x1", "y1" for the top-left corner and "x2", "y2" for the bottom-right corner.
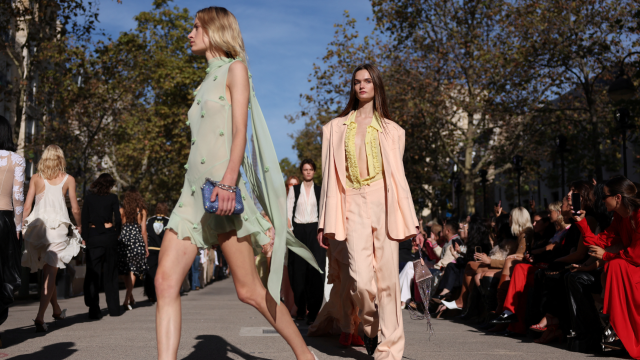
[{"x1": 286, "y1": 183, "x2": 318, "y2": 227}]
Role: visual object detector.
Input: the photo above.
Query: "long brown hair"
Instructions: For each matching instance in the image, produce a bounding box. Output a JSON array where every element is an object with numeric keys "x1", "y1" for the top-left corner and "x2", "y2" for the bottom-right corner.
[
  {"x1": 338, "y1": 64, "x2": 392, "y2": 132},
  {"x1": 605, "y1": 176, "x2": 640, "y2": 218},
  {"x1": 121, "y1": 187, "x2": 146, "y2": 224}
]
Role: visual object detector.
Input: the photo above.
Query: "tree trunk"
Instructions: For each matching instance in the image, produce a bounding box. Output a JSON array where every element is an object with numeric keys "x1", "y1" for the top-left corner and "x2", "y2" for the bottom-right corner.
[
  {"x1": 464, "y1": 116, "x2": 475, "y2": 215},
  {"x1": 590, "y1": 106, "x2": 603, "y2": 182}
]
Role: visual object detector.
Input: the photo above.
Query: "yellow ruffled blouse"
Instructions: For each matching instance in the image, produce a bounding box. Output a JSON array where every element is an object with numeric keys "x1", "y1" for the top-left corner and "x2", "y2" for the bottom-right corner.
[{"x1": 344, "y1": 111, "x2": 384, "y2": 189}]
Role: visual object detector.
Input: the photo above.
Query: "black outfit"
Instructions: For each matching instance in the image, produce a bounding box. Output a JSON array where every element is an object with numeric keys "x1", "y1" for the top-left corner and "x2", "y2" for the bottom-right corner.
[
  {"x1": 288, "y1": 183, "x2": 325, "y2": 322},
  {"x1": 82, "y1": 192, "x2": 122, "y2": 318},
  {"x1": 145, "y1": 215, "x2": 169, "y2": 302},
  {"x1": 0, "y1": 210, "x2": 22, "y2": 326},
  {"x1": 564, "y1": 269, "x2": 603, "y2": 351},
  {"x1": 435, "y1": 237, "x2": 467, "y2": 292},
  {"x1": 118, "y1": 223, "x2": 148, "y2": 275},
  {"x1": 530, "y1": 224, "x2": 587, "y2": 332},
  {"x1": 398, "y1": 238, "x2": 418, "y2": 272}
]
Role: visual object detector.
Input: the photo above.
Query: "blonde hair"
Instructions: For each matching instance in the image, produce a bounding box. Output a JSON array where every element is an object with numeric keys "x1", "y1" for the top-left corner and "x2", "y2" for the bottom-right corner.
[
  {"x1": 510, "y1": 207, "x2": 533, "y2": 237},
  {"x1": 37, "y1": 145, "x2": 66, "y2": 180},
  {"x1": 196, "y1": 7, "x2": 248, "y2": 64},
  {"x1": 548, "y1": 201, "x2": 566, "y2": 228}
]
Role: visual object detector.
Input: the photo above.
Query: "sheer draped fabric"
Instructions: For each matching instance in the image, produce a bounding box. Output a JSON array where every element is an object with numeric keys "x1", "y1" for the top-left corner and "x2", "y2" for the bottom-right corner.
[{"x1": 0, "y1": 151, "x2": 25, "y2": 231}]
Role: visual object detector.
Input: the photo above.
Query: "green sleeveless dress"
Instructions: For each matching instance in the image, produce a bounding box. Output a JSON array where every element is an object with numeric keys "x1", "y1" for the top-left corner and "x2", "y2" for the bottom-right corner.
[{"x1": 166, "y1": 57, "x2": 320, "y2": 302}]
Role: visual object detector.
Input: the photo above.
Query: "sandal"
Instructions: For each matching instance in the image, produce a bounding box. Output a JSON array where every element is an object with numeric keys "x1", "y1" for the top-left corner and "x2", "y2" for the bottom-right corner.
[
  {"x1": 53, "y1": 309, "x2": 67, "y2": 321},
  {"x1": 529, "y1": 323, "x2": 547, "y2": 332},
  {"x1": 34, "y1": 319, "x2": 48, "y2": 333}
]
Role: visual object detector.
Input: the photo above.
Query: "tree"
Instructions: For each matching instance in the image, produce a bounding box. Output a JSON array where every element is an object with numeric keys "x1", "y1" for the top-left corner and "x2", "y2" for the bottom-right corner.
[{"x1": 0, "y1": 0, "x2": 112, "y2": 154}]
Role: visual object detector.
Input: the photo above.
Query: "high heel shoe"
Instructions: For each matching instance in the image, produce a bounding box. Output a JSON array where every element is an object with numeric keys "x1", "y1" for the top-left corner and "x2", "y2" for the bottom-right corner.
[
  {"x1": 34, "y1": 319, "x2": 48, "y2": 333},
  {"x1": 52, "y1": 309, "x2": 67, "y2": 321},
  {"x1": 122, "y1": 303, "x2": 132, "y2": 311}
]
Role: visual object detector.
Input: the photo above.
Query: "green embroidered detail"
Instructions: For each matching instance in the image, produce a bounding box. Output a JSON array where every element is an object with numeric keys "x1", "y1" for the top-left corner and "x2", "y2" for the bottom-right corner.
[
  {"x1": 200, "y1": 110, "x2": 205, "y2": 117},
  {"x1": 213, "y1": 75, "x2": 218, "y2": 81},
  {"x1": 264, "y1": 166, "x2": 270, "y2": 172},
  {"x1": 249, "y1": 73, "x2": 252, "y2": 79},
  {"x1": 178, "y1": 202, "x2": 183, "y2": 208},
  {"x1": 243, "y1": 215, "x2": 249, "y2": 221},
  {"x1": 193, "y1": 90, "x2": 197, "y2": 96},
  {"x1": 248, "y1": 104, "x2": 251, "y2": 110},
  {"x1": 186, "y1": 121, "x2": 190, "y2": 126},
  {"x1": 206, "y1": 68, "x2": 211, "y2": 74},
  {"x1": 219, "y1": 130, "x2": 224, "y2": 136},
  {"x1": 193, "y1": 224, "x2": 199, "y2": 229},
  {"x1": 201, "y1": 158, "x2": 206, "y2": 164},
  {"x1": 242, "y1": 194, "x2": 246, "y2": 201},
  {"x1": 191, "y1": 186, "x2": 196, "y2": 193},
  {"x1": 184, "y1": 164, "x2": 189, "y2": 170},
  {"x1": 219, "y1": 95, "x2": 225, "y2": 101},
  {"x1": 191, "y1": 138, "x2": 196, "y2": 145},
  {"x1": 197, "y1": 99, "x2": 201, "y2": 105}
]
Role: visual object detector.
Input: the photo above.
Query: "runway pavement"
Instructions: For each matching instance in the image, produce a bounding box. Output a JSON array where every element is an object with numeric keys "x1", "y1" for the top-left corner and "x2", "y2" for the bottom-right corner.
[{"x1": 0, "y1": 277, "x2": 624, "y2": 359}]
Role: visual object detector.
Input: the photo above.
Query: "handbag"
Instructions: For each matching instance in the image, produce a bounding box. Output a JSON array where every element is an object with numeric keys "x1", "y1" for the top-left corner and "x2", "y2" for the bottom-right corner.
[
  {"x1": 201, "y1": 178, "x2": 244, "y2": 214},
  {"x1": 408, "y1": 248, "x2": 434, "y2": 336}
]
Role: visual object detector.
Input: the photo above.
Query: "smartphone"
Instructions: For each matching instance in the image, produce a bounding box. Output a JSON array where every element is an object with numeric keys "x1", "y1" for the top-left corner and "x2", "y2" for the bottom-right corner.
[
  {"x1": 571, "y1": 193, "x2": 581, "y2": 215},
  {"x1": 475, "y1": 246, "x2": 482, "y2": 254}
]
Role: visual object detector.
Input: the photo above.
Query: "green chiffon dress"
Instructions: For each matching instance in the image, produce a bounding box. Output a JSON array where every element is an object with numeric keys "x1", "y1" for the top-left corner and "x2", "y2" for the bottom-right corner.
[{"x1": 166, "y1": 57, "x2": 320, "y2": 302}]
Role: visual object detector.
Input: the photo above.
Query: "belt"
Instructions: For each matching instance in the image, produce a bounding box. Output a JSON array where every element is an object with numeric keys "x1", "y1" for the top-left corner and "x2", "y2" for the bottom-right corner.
[{"x1": 148, "y1": 247, "x2": 161, "y2": 251}]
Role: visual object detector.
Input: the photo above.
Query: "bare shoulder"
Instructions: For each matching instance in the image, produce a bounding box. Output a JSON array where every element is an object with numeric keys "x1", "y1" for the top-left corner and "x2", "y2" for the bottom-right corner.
[
  {"x1": 66, "y1": 174, "x2": 76, "y2": 184},
  {"x1": 228, "y1": 61, "x2": 249, "y2": 80}
]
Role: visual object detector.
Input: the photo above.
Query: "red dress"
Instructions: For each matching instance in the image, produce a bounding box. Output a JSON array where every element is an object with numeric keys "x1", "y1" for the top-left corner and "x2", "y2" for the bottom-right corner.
[{"x1": 577, "y1": 212, "x2": 640, "y2": 359}]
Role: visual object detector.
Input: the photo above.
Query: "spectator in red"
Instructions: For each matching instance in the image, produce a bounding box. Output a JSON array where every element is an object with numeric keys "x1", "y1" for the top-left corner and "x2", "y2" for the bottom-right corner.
[{"x1": 574, "y1": 175, "x2": 640, "y2": 357}]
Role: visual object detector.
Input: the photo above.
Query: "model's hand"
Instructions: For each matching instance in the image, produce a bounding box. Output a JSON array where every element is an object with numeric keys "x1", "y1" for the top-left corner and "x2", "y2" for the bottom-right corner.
[
  {"x1": 475, "y1": 253, "x2": 491, "y2": 264},
  {"x1": 145, "y1": 247, "x2": 149, "y2": 258},
  {"x1": 317, "y1": 230, "x2": 329, "y2": 249},
  {"x1": 16, "y1": 231, "x2": 20, "y2": 240},
  {"x1": 211, "y1": 186, "x2": 236, "y2": 216},
  {"x1": 415, "y1": 233, "x2": 425, "y2": 249},
  {"x1": 588, "y1": 245, "x2": 605, "y2": 260}
]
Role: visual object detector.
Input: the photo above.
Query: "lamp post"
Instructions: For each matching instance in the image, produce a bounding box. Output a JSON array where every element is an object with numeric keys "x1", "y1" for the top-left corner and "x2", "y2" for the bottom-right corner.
[
  {"x1": 556, "y1": 135, "x2": 568, "y2": 196},
  {"x1": 513, "y1": 155, "x2": 523, "y2": 206},
  {"x1": 479, "y1": 169, "x2": 488, "y2": 218},
  {"x1": 608, "y1": 53, "x2": 639, "y2": 177}
]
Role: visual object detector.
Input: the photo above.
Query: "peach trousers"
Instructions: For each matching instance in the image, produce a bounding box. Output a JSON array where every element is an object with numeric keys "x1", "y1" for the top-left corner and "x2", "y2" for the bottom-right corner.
[{"x1": 345, "y1": 180, "x2": 404, "y2": 360}]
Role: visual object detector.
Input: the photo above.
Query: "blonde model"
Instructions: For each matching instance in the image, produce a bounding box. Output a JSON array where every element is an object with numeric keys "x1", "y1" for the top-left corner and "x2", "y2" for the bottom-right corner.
[
  {"x1": 317, "y1": 64, "x2": 424, "y2": 360},
  {"x1": 154, "y1": 7, "x2": 320, "y2": 360},
  {"x1": 22, "y1": 145, "x2": 83, "y2": 332}
]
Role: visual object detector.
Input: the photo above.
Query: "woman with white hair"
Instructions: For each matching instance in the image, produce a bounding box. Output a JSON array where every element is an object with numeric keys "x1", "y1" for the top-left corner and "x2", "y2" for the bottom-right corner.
[{"x1": 22, "y1": 145, "x2": 83, "y2": 332}]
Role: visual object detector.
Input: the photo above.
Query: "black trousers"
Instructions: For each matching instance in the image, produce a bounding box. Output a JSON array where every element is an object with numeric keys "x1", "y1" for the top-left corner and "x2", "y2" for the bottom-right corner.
[
  {"x1": 145, "y1": 250, "x2": 160, "y2": 302},
  {"x1": 288, "y1": 222, "x2": 326, "y2": 320},
  {"x1": 439, "y1": 260, "x2": 467, "y2": 292},
  {"x1": 565, "y1": 270, "x2": 603, "y2": 339},
  {"x1": 84, "y1": 232, "x2": 121, "y2": 317}
]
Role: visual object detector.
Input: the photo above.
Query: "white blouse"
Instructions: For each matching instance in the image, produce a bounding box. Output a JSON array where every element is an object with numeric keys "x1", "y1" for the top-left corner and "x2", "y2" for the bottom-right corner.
[{"x1": 286, "y1": 183, "x2": 318, "y2": 227}]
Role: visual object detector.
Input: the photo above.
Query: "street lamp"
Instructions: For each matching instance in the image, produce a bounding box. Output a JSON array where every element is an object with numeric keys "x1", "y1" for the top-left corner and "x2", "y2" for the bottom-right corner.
[
  {"x1": 513, "y1": 155, "x2": 523, "y2": 206},
  {"x1": 479, "y1": 169, "x2": 488, "y2": 218},
  {"x1": 556, "y1": 135, "x2": 568, "y2": 196},
  {"x1": 608, "y1": 53, "x2": 639, "y2": 177}
]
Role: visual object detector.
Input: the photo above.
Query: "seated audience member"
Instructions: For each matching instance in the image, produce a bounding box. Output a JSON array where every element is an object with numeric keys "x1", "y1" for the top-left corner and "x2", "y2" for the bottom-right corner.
[
  {"x1": 526, "y1": 180, "x2": 596, "y2": 343},
  {"x1": 574, "y1": 176, "x2": 640, "y2": 356},
  {"x1": 490, "y1": 201, "x2": 566, "y2": 334},
  {"x1": 431, "y1": 222, "x2": 463, "y2": 275},
  {"x1": 460, "y1": 207, "x2": 532, "y2": 327},
  {"x1": 436, "y1": 215, "x2": 491, "y2": 312}
]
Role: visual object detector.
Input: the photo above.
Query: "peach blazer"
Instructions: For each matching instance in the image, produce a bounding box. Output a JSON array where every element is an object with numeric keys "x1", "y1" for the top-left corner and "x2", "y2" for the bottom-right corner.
[{"x1": 318, "y1": 112, "x2": 419, "y2": 241}]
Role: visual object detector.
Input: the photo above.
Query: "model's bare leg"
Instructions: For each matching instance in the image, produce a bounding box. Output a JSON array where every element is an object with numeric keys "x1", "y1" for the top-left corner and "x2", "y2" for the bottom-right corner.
[
  {"x1": 35, "y1": 265, "x2": 58, "y2": 323},
  {"x1": 218, "y1": 230, "x2": 314, "y2": 360},
  {"x1": 155, "y1": 230, "x2": 198, "y2": 360}
]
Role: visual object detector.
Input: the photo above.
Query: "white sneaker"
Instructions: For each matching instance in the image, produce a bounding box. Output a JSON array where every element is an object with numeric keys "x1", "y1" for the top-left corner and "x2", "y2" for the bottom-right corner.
[{"x1": 441, "y1": 299, "x2": 462, "y2": 310}]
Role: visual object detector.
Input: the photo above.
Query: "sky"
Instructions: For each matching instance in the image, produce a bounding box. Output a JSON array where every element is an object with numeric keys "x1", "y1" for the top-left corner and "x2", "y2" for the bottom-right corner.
[{"x1": 95, "y1": 0, "x2": 375, "y2": 163}]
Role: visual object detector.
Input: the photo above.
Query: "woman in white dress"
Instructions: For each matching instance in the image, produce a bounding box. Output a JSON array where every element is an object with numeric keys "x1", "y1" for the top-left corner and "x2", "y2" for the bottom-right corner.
[{"x1": 22, "y1": 145, "x2": 83, "y2": 332}]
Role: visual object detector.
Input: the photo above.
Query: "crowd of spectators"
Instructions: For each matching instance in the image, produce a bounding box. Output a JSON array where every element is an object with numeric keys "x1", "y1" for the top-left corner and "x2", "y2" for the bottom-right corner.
[{"x1": 402, "y1": 175, "x2": 640, "y2": 358}]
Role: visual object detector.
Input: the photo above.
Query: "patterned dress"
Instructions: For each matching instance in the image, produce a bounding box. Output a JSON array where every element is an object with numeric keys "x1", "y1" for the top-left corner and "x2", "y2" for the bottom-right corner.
[{"x1": 118, "y1": 223, "x2": 148, "y2": 276}]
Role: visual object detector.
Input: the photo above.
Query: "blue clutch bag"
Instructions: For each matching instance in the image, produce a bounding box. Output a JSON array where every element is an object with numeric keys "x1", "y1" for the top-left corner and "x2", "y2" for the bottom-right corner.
[{"x1": 201, "y1": 178, "x2": 244, "y2": 214}]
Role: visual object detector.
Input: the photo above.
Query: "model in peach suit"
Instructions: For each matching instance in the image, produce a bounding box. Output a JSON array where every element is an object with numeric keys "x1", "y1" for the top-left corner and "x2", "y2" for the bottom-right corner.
[{"x1": 317, "y1": 64, "x2": 425, "y2": 360}]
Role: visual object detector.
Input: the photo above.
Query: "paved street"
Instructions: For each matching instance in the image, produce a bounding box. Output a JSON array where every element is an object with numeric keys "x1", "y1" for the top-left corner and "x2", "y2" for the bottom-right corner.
[{"x1": 0, "y1": 278, "x2": 623, "y2": 360}]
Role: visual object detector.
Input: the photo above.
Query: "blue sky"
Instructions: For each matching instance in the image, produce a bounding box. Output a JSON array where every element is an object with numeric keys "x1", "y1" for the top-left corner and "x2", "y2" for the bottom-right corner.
[{"x1": 95, "y1": 0, "x2": 375, "y2": 163}]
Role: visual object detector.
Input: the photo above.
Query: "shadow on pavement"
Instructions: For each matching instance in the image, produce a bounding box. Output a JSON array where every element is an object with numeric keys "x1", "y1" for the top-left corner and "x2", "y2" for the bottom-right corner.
[
  {"x1": 183, "y1": 335, "x2": 271, "y2": 360},
  {"x1": 6, "y1": 342, "x2": 77, "y2": 359},
  {"x1": 293, "y1": 321, "x2": 371, "y2": 360},
  {"x1": 2, "y1": 310, "x2": 106, "y2": 348}
]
